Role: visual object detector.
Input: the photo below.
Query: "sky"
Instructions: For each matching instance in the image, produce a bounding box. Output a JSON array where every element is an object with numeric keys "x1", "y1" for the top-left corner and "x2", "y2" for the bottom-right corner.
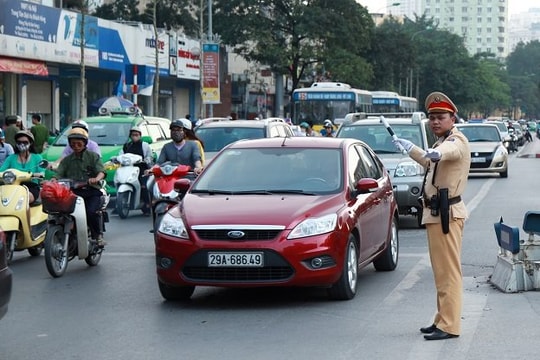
[{"x1": 356, "y1": 0, "x2": 540, "y2": 15}]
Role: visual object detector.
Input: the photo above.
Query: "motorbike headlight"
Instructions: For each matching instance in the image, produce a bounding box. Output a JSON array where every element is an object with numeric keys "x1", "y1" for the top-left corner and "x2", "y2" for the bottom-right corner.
[
  {"x1": 158, "y1": 212, "x2": 189, "y2": 239},
  {"x1": 2, "y1": 171, "x2": 16, "y2": 184},
  {"x1": 394, "y1": 161, "x2": 424, "y2": 177},
  {"x1": 288, "y1": 213, "x2": 337, "y2": 239}
]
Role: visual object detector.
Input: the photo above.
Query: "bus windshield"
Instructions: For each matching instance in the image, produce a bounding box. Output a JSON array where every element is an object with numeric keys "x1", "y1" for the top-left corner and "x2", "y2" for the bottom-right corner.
[{"x1": 291, "y1": 83, "x2": 372, "y2": 131}]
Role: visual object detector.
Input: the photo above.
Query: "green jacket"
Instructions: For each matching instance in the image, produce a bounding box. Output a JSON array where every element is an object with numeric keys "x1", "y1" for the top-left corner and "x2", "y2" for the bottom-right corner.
[
  {"x1": 56, "y1": 149, "x2": 105, "y2": 190},
  {"x1": 31, "y1": 124, "x2": 49, "y2": 153}
]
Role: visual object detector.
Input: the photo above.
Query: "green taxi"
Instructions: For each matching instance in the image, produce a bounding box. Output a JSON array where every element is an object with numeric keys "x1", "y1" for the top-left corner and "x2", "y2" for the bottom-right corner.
[{"x1": 42, "y1": 108, "x2": 171, "y2": 195}]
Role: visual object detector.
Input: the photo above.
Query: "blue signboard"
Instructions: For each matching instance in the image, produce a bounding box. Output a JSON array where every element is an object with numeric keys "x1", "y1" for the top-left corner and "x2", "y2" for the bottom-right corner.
[
  {"x1": 293, "y1": 91, "x2": 355, "y2": 101},
  {"x1": 373, "y1": 98, "x2": 400, "y2": 105},
  {"x1": 99, "y1": 27, "x2": 130, "y2": 71}
]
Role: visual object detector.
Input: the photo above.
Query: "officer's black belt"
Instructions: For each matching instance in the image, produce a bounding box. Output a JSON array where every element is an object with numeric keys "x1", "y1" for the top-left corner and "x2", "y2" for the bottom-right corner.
[{"x1": 423, "y1": 195, "x2": 461, "y2": 208}]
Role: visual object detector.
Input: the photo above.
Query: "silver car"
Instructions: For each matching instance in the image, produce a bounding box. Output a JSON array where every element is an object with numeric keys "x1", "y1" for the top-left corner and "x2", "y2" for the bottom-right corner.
[
  {"x1": 456, "y1": 123, "x2": 508, "y2": 178},
  {"x1": 336, "y1": 112, "x2": 436, "y2": 227}
]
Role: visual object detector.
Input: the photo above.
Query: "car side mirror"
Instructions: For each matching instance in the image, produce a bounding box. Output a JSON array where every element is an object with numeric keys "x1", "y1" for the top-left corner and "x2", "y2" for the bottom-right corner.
[
  {"x1": 355, "y1": 178, "x2": 379, "y2": 194},
  {"x1": 173, "y1": 178, "x2": 191, "y2": 195},
  {"x1": 141, "y1": 135, "x2": 153, "y2": 144}
]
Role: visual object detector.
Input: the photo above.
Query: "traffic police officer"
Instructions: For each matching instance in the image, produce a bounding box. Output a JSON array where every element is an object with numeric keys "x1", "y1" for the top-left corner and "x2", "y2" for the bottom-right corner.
[{"x1": 393, "y1": 92, "x2": 470, "y2": 340}]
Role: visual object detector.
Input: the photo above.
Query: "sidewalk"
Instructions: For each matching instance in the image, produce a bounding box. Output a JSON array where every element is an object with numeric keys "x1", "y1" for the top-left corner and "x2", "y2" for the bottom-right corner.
[{"x1": 517, "y1": 136, "x2": 540, "y2": 158}]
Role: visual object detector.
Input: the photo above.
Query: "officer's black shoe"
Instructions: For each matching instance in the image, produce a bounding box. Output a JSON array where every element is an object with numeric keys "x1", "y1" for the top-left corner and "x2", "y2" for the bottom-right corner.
[
  {"x1": 420, "y1": 324, "x2": 437, "y2": 334},
  {"x1": 424, "y1": 328, "x2": 459, "y2": 340}
]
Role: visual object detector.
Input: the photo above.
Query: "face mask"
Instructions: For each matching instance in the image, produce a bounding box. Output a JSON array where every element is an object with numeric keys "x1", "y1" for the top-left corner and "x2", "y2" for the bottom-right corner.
[
  {"x1": 171, "y1": 132, "x2": 184, "y2": 142},
  {"x1": 16, "y1": 143, "x2": 29, "y2": 152}
]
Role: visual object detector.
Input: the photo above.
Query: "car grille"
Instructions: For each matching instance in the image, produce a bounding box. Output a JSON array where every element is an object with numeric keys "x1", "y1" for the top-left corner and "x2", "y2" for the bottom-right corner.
[
  {"x1": 195, "y1": 229, "x2": 281, "y2": 241},
  {"x1": 181, "y1": 250, "x2": 294, "y2": 282},
  {"x1": 471, "y1": 152, "x2": 494, "y2": 169},
  {"x1": 183, "y1": 266, "x2": 294, "y2": 282}
]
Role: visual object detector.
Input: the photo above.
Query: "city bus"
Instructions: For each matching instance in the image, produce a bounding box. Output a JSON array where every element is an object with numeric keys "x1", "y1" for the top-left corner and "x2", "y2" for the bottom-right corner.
[
  {"x1": 291, "y1": 82, "x2": 373, "y2": 131},
  {"x1": 371, "y1": 91, "x2": 419, "y2": 113}
]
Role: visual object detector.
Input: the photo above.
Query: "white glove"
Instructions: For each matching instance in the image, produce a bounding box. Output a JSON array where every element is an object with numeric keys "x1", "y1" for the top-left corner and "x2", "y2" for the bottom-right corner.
[
  {"x1": 424, "y1": 148, "x2": 442, "y2": 162},
  {"x1": 392, "y1": 138, "x2": 414, "y2": 153}
]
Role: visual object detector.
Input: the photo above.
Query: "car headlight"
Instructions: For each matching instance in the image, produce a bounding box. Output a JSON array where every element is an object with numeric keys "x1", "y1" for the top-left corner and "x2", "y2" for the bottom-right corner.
[
  {"x1": 394, "y1": 161, "x2": 424, "y2": 177},
  {"x1": 494, "y1": 145, "x2": 507, "y2": 157},
  {"x1": 158, "y1": 212, "x2": 189, "y2": 239},
  {"x1": 288, "y1": 213, "x2": 337, "y2": 239}
]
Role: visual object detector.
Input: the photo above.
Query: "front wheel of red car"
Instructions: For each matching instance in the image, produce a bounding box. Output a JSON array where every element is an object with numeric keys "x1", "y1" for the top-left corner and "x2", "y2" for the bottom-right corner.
[
  {"x1": 327, "y1": 235, "x2": 358, "y2": 301},
  {"x1": 158, "y1": 279, "x2": 195, "y2": 301},
  {"x1": 373, "y1": 216, "x2": 399, "y2": 271}
]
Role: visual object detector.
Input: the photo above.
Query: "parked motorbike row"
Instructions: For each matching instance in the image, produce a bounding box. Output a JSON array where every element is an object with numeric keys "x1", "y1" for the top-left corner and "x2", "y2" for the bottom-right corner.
[{"x1": 2, "y1": 156, "x2": 194, "y2": 277}]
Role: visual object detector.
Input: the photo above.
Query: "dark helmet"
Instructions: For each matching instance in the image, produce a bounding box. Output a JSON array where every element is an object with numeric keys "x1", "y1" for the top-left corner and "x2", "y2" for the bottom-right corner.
[
  {"x1": 15, "y1": 130, "x2": 34, "y2": 144},
  {"x1": 68, "y1": 127, "x2": 89, "y2": 145}
]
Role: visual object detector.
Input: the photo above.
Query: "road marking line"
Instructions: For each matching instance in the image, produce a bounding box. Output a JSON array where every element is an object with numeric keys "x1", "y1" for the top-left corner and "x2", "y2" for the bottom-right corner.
[{"x1": 466, "y1": 178, "x2": 496, "y2": 215}]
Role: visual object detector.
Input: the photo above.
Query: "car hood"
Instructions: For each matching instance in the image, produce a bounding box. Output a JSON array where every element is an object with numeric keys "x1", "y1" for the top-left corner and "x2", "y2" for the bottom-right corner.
[
  {"x1": 468, "y1": 142, "x2": 501, "y2": 152},
  {"x1": 180, "y1": 192, "x2": 345, "y2": 228},
  {"x1": 375, "y1": 153, "x2": 413, "y2": 171}
]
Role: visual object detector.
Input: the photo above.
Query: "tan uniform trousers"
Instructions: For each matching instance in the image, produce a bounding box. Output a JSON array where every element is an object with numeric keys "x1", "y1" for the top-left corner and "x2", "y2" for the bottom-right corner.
[{"x1": 425, "y1": 218, "x2": 464, "y2": 335}]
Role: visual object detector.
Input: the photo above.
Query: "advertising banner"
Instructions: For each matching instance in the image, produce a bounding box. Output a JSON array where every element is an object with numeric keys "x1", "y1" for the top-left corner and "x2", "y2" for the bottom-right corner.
[
  {"x1": 176, "y1": 36, "x2": 200, "y2": 80},
  {"x1": 202, "y1": 43, "x2": 220, "y2": 104},
  {"x1": 0, "y1": 56, "x2": 48, "y2": 76},
  {"x1": 0, "y1": 0, "x2": 99, "y2": 67}
]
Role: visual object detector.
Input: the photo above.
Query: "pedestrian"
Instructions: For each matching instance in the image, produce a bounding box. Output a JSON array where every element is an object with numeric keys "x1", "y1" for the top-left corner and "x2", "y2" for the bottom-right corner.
[
  {"x1": 320, "y1": 119, "x2": 335, "y2": 137},
  {"x1": 393, "y1": 92, "x2": 470, "y2": 341},
  {"x1": 4, "y1": 115, "x2": 19, "y2": 148},
  {"x1": 30, "y1": 114, "x2": 49, "y2": 153},
  {"x1": 0, "y1": 129, "x2": 14, "y2": 166}
]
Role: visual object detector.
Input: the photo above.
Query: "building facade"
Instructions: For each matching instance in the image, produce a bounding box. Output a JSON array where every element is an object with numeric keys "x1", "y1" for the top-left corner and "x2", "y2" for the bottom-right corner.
[{"x1": 423, "y1": 0, "x2": 509, "y2": 58}]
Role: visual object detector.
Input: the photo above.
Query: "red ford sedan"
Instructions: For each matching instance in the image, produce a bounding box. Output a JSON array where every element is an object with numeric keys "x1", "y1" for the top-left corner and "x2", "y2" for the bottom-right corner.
[{"x1": 155, "y1": 137, "x2": 399, "y2": 301}]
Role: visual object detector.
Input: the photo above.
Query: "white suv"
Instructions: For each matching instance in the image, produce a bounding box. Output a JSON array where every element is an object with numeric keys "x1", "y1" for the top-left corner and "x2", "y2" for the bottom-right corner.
[{"x1": 336, "y1": 112, "x2": 436, "y2": 227}]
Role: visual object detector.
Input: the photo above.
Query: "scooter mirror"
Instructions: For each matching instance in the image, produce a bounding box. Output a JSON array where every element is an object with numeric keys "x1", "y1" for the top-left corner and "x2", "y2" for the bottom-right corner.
[{"x1": 39, "y1": 160, "x2": 49, "y2": 168}]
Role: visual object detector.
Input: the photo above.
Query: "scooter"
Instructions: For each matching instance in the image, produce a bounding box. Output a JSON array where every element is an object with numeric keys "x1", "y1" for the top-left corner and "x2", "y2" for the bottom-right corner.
[
  {"x1": 41, "y1": 179, "x2": 110, "y2": 278},
  {"x1": 0, "y1": 162, "x2": 49, "y2": 263},
  {"x1": 146, "y1": 162, "x2": 192, "y2": 233},
  {"x1": 111, "y1": 153, "x2": 150, "y2": 219}
]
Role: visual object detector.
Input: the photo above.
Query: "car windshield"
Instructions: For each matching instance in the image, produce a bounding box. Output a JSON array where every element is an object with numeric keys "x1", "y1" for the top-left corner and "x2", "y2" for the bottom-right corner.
[
  {"x1": 53, "y1": 122, "x2": 133, "y2": 146},
  {"x1": 196, "y1": 127, "x2": 266, "y2": 152},
  {"x1": 338, "y1": 123, "x2": 424, "y2": 153},
  {"x1": 193, "y1": 147, "x2": 343, "y2": 194},
  {"x1": 458, "y1": 126, "x2": 501, "y2": 142}
]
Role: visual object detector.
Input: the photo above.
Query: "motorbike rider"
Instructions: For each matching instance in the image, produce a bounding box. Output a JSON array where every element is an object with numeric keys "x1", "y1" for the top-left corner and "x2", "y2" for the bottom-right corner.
[
  {"x1": 53, "y1": 128, "x2": 106, "y2": 247},
  {"x1": 49, "y1": 120, "x2": 101, "y2": 170},
  {"x1": 0, "y1": 130, "x2": 44, "y2": 204},
  {"x1": 118, "y1": 126, "x2": 153, "y2": 215},
  {"x1": 156, "y1": 118, "x2": 203, "y2": 174}
]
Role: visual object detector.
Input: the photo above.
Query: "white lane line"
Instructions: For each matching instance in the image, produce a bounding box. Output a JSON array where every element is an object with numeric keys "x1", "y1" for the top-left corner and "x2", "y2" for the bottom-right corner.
[{"x1": 466, "y1": 178, "x2": 496, "y2": 215}]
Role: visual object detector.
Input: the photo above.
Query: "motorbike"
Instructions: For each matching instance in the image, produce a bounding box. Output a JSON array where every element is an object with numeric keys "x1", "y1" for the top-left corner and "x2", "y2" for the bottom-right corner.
[
  {"x1": 0, "y1": 162, "x2": 49, "y2": 263},
  {"x1": 146, "y1": 162, "x2": 192, "y2": 233},
  {"x1": 504, "y1": 128, "x2": 518, "y2": 152},
  {"x1": 111, "y1": 153, "x2": 150, "y2": 219},
  {"x1": 41, "y1": 179, "x2": 110, "y2": 278}
]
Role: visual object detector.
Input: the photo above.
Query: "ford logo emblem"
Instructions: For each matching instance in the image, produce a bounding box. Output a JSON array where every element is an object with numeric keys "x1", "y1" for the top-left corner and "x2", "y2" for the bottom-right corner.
[{"x1": 227, "y1": 230, "x2": 245, "y2": 239}]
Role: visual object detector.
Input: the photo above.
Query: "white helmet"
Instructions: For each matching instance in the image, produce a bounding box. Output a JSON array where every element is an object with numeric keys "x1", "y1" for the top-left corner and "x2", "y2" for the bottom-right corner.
[
  {"x1": 170, "y1": 118, "x2": 192, "y2": 131},
  {"x1": 72, "y1": 120, "x2": 89, "y2": 132}
]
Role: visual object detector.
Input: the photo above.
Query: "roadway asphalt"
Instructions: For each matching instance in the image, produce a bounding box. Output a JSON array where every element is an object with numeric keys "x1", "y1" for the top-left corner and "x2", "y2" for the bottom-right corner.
[{"x1": 517, "y1": 135, "x2": 540, "y2": 158}]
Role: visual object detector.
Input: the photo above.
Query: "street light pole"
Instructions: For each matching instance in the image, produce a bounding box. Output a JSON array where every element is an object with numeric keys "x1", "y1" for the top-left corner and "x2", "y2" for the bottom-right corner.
[{"x1": 409, "y1": 28, "x2": 432, "y2": 99}]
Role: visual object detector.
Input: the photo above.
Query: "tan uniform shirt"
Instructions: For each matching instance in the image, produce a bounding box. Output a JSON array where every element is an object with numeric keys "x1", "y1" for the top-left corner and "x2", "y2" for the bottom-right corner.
[{"x1": 409, "y1": 126, "x2": 470, "y2": 224}]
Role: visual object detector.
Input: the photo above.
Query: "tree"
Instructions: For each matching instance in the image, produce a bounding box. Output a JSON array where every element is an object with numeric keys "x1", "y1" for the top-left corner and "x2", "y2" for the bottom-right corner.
[
  {"x1": 506, "y1": 41, "x2": 540, "y2": 118},
  {"x1": 141, "y1": 0, "x2": 198, "y2": 37},
  {"x1": 212, "y1": 0, "x2": 375, "y2": 92},
  {"x1": 92, "y1": 0, "x2": 141, "y2": 21}
]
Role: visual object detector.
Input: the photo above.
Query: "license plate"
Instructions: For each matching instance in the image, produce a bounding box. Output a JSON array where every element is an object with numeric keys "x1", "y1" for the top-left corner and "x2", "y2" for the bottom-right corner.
[
  {"x1": 471, "y1": 157, "x2": 486, "y2": 163},
  {"x1": 208, "y1": 252, "x2": 264, "y2": 267}
]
